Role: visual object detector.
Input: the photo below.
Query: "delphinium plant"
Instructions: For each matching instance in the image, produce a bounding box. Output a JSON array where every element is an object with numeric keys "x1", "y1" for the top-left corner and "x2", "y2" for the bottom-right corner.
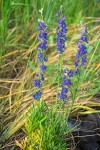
[
  {"x1": 33, "y1": 18, "x2": 48, "y2": 100},
  {"x1": 56, "y1": 7, "x2": 69, "y2": 103},
  {"x1": 24, "y1": 9, "x2": 89, "y2": 150},
  {"x1": 24, "y1": 9, "x2": 69, "y2": 150},
  {"x1": 56, "y1": 21, "x2": 88, "y2": 120},
  {"x1": 65, "y1": 23, "x2": 88, "y2": 119}
]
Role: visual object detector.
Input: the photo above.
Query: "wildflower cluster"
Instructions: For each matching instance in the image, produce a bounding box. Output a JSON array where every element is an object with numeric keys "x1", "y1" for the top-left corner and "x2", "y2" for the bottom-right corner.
[
  {"x1": 58, "y1": 23, "x2": 88, "y2": 102},
  {"x1": 74, "y1": 25, "x2": 88, "y2": 72},
  {"x1": 33, "y1": 20, "x2": 48, "y2": 100},
  {"x1": 32, "y1": 9, "x2": 88, "y2": 103}
]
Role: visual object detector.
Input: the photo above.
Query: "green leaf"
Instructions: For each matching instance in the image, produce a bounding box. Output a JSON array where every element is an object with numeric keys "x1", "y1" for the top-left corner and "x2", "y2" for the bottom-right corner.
[
  {"x1": 72, "y1": 34, "x2": 80, "y2": 40},
  {"x1": 10, "y1": 146, "x2": 15, "y2": 150},
  {"x1": 87, "y1": 45, "x2": 93, "y2": 53},
  {"x1": 92, "y1": 88, "x2": 100, "y2": 95},
  {"x1": 0, "y1": 144, "x2": 2, "y2": 148},
  {"x1": 47, "y1": 64, "x2": 56, "y2": 71},
  {"x1": 52, "y1": 76, "x2": 58, "y2": 83},
  {"x1": 28, "y1": 61, "x2": 35, "y2": 71}
]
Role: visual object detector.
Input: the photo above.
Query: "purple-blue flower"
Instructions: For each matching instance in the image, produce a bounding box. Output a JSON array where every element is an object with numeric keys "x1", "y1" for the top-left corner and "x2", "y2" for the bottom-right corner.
[
  {"x1": 80, "y1": 35, "x2": 88, "y2": 43},
  {"x1": 44, "y1": 56, "x2": 48, "y2": 62},
  {"x1": 61, "y1": 87, "x2": 68, "y2": 94},
  {"x1": 58, "y1": 92, "x2": 68, "y2": 100},
  {"x1": 62, "y1": 76, "x2": 72, "y2": 86},
  {"x1": 58, "y1": 92, "x2": 65, "y2": 100},
  {"x1": 34, "y1": 79, "x2": 41, "y2": 88},
  {"x1": 40, "y1": 64, "x2": 47, "y2": 72},
  {"x1": 82, "y1": 56, "x2": 87, "y2": 66},
  {"x1": 73, "y1": 68, "x2": 79, "y2": 75},
  {"x1": 67, "y1": 71, "x2": 74, "y2": 77},
  {"x1": 37, "y1": 42, "x2": 48, "y2": 51},
  {"x1": 37, "y1": 21, "x2": 47, "y2": 30},
  {"x1": 38, "y1": 31, "x2": 48, "y2": 40},
  {"x1": 40, "y1": 74, "x2": 44, "y2": 81},
  {"x1": 74, "y1": 60, "x2": 79, "y2": 67},
  {"x1": 37, "y1": 53, "x2": 43, "y2": 59},
  {"x1": 33, "y1": 91, "x2": 42, "y2": 100}
]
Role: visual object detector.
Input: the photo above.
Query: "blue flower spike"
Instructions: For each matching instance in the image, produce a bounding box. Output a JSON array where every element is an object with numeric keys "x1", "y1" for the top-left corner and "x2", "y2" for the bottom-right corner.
[
  {"x1": 56, "y1": 7, "x2": 69, "y2": 103},
  {"x1": 33, "y1": 19, "x2": 48, "y2": 100},
  {"x1": 74, "y1": 24, "x2": 88, "y2": 73},
  {"x1": 56, "y1": 10, "x2": 67, "y2": 54}
]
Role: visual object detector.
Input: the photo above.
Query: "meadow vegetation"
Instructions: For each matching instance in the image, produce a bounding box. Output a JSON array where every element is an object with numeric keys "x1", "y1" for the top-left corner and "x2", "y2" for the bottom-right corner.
[{"x1": 0, "y1": 0, "x2": 100, "y2": 149}]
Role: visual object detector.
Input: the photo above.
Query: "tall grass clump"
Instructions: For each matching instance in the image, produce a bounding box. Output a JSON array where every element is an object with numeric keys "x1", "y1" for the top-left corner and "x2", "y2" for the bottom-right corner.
[{"x1": 22, "y1": 101, "x2": 69, "y2": 150}]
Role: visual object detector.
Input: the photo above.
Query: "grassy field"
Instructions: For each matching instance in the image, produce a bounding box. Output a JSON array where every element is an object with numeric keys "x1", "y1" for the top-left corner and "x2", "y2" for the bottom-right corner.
[{"x1": 0, "y1": 0, "x2": 100, "y2": 149}]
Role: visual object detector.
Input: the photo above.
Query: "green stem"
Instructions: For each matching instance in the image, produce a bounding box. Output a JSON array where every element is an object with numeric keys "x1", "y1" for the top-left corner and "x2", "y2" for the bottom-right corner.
[
  {"x1": 66, "y1": 73, "x2": 80, "y2": 121},
  {"x1": 56, "y1": 54, "x2": 63, "y2": 103}
]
